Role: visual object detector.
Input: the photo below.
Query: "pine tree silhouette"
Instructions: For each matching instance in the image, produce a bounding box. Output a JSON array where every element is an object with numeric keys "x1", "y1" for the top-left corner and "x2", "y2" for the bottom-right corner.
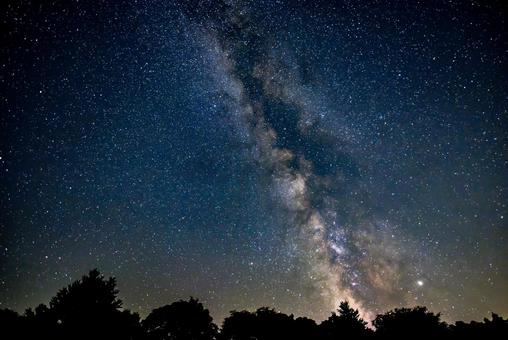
[{"x1": 320, "y1": 301, "x2": 372, "y2": 339}]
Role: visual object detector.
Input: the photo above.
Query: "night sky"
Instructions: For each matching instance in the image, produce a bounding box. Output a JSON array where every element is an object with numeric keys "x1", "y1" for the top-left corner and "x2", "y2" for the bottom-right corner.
[{"x1": 1, "y1": 0, "x2": 507, "y2": 324}]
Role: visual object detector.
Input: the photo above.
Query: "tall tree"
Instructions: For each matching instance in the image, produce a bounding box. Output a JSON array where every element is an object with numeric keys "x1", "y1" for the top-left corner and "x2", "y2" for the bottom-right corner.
[
  {"x1": 48, "y1": 269, "x2": 141, "y2": 340},
  {"x1": 320, "y1": 301, "x2": 372, "y2": 339}
]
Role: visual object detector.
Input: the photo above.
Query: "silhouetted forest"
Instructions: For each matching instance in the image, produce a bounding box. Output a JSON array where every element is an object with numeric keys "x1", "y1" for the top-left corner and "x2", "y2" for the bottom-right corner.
[{"x1": 1, "y1": 270, "x2": 506, "y2": 339}]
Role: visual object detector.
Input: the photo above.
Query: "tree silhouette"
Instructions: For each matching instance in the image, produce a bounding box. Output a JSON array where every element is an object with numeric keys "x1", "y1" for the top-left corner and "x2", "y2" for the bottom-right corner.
[
  {"x1": 1, "y1": 269, "x2": 507, "y2": 339},
  {"x1": 221, "y1": 308, "x2": 286, "y2": 340},
  {"x1": 143, "y1": 297, "x2": 218, "y2": 340},
  {"x1": 254, "y1": 307, "x2": 295, "y2": 340},
  {"x1": 450, "y1": 312, "x2": 508, "y2": 339},
  {"x1": 293, "y1": 316, "x2": 320, "y2": 340},
  {"x1": 319, "y1": 301, "x2": 372, "y2": 339},
  {"x1": 372, "y1": 306, "x2": 448, "y2": 338},
  {"x1": 0, "y1": 308, "x2": 24, "y2": 338},
  {"x1": 48, "y1": 269, "x2": 141, "y2": 340},
  {"x1": 221, "y1": 307, "x2": 319, "y2": 340},
  {"x1": 23, "y1": 303, "x2": 58, "y2": 339},
  {"x1": 220, "y1": 309, "x2": 257, "y2": 340}
]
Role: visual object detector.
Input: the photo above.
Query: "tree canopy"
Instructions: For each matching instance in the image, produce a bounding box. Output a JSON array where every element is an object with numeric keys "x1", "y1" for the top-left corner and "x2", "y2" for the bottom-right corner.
[{"x1": 1, "y1": 269, "x2": 506, "y2": 340}]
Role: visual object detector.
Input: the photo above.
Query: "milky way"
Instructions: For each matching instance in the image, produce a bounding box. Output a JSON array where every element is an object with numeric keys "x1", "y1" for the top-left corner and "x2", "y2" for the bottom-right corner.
[
  {"x1": 198, "y1": 4, "x2": 423, "y2": 319},
  {"x1": 1, "y1": 0, "x2": 507, "y2": 323}
]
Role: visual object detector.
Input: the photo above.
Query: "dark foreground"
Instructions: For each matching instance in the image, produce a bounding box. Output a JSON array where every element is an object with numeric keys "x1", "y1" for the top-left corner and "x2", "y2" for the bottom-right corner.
[{"x1": 1, "y1": 269, "x2": 506, "y2": 339}]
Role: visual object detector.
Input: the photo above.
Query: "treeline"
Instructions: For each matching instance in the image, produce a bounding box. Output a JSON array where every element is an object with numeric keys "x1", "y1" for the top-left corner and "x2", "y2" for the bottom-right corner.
[{"x1": 0, "y1": 270, "x2": 506, "y2": 339}]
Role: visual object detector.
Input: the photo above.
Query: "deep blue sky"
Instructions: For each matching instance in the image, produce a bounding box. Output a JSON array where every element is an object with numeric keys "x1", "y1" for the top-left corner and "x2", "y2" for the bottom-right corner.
[{"x1": 1, "y1": 0, "x2": 507, "y2": 323}]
